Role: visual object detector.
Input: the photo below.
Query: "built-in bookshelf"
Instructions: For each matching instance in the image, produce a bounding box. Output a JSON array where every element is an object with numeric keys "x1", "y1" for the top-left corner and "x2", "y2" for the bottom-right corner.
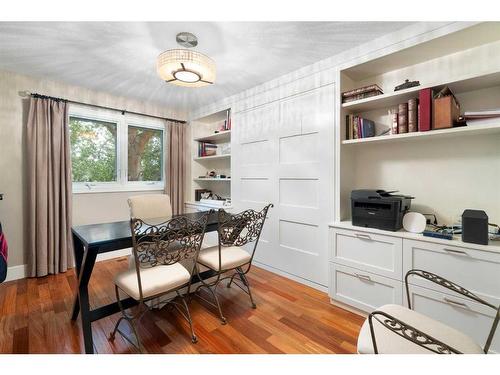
[
  {"x1": 188, "y1": 108, "x2": 232, "y2": 210},
  {"x1": 336, "y1": 22, "x2": 500, "y2": 226}
]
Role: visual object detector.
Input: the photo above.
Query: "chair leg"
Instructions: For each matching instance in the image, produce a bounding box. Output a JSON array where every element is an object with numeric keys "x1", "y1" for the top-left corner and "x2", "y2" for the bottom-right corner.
[
  {"x1": 177, "y1": 292, "x2": 198, "y2": 343},
  {"x1": 226, "y1": 273, "x2": 238, "y2": 289},
  {"x1": 237, "y1": 269, "x2": 256, "y2": 309},
  {"x1": 109, "y1": 285, "x2": 144, "y2": 353},
  {"x1": 195, "y1": 282, "x2": 227, "y2": 325}
]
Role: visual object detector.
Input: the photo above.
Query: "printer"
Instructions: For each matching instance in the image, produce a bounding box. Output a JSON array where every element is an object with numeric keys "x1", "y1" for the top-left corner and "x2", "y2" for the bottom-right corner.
[{"x1": 351, "y1": 190, "x2": 414, "y2": 231}]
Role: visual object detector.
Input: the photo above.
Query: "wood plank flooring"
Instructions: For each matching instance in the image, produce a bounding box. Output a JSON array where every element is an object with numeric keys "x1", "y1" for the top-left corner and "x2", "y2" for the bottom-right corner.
[{"x1": 0, "y1": 257, "x2": 364, "y2": 354}]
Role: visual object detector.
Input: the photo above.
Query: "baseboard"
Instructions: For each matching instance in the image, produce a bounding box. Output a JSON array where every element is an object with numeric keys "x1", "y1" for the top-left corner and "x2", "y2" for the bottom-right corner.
[
  {"x1": 4, "y1": 248, "x2": 133, "y2": 283},
  {"x1": 5, "y1": 264, "x2": 28, "y2": 282},
  {"x1": 253, "y1": 260, "x2": 328, "y2": 293}
]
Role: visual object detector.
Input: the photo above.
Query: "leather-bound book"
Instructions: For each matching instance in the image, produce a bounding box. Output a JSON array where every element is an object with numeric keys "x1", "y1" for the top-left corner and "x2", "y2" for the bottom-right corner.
[
  {"x1": 408, "y1": 98, "x2": 418, "y2": 132},
  {"x1": 389, "y1": 106, "x2": 398, "y2": 134},
  {"x1": 398, "y1": 103, "x2": 408, "y2": 134},
  {"x1": 419, "y1": 88, "x2": 432, "y2": 131}
]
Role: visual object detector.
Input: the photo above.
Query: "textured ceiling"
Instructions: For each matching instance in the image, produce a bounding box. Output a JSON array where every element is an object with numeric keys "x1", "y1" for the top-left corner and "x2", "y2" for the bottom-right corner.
[{"x1": 0, "y1": 22, "x2": 414, "y2": 112}]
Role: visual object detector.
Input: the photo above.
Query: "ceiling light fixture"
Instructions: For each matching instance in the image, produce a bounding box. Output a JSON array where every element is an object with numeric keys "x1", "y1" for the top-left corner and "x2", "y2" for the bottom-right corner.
[{"x1": 157, "y1": 32, "x2": 216, "y2": 87}]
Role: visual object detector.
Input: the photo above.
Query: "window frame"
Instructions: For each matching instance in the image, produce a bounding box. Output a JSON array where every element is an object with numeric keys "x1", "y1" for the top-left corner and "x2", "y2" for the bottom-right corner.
[{"x1": 69, "y1": 105, "x2": 165, "y2": 194}]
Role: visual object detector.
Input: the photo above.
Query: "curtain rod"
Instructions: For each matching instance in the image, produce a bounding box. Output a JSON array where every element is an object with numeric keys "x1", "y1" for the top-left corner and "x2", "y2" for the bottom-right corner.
[{"x1": 18, "y1": 91, "x2": 187, "y2": 124}]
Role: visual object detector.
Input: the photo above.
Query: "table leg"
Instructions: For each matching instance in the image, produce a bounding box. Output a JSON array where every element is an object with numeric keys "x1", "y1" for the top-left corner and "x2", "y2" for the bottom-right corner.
[
  {"x1": 71, "y1": 233, "x2": 85, "y2": 320},
  {"x1": 73, "y1": 245, "x2": 99, "y2": 354}
]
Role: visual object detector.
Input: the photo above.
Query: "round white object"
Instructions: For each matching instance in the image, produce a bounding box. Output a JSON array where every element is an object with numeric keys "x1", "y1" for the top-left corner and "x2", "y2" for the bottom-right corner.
[{"x1": 403, "y1": 212, "x2": 427, "y2": 233}]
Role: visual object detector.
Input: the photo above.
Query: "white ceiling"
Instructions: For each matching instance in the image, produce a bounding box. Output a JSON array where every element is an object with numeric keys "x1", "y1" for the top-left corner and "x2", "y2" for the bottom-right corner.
[{"x1": 0, "y1": 22, "x2": 414, "y2": 113}]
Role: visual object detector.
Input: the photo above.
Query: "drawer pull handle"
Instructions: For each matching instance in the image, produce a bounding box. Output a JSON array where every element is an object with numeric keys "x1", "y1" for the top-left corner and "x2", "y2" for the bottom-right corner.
[
  {"x1": 443, "y1": 297, "x2": 467, "y2": 307},
  {"x1": 355, "y1": 273, "x2": 372, "y2": 281},
  {"x1": 443, "y1": 248, "x2": 467, "y2": 255},
  {"x1": 355, "y1": 233, "x2": 372, "y2": 240}
]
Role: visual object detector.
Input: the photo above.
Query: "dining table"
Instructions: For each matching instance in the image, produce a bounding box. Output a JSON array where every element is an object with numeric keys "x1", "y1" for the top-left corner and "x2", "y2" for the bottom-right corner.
[{"x1": 70, "y1": 211, "x2": 219, "y2": 354}]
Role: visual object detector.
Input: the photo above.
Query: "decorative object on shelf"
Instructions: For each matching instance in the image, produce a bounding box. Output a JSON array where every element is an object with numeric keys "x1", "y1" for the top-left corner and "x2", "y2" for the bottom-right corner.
[
  {"x1": 394, "y1": 79, "x2": 420, "y2": 91},
  {"x1": 351, "y1": 190, "x2": 414, "y2": 231},
  {"x1": 402, "y1": 212, "x2": 427, "y2": 233},
  {"x1": 342, "y1": 84, "x2": 383, "y2": 103},
  {"x1": 432, "y1": 86, "x2": 460, "y2": 129},
  {"x1": 195, "y1": 189, "x2": 211, "y2": 201},
  {"x1": 157, "y1": 32, "x2": 216, "y2": 87}
]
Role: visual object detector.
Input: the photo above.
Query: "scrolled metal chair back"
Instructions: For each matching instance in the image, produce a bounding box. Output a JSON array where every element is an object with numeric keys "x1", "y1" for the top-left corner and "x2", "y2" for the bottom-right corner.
[
  {"x1": 130, "y1": 214, "x2": 208, "y2": 268},
  {"x1": 217, "y1": 204, "x2": 273, "y2": 248}
]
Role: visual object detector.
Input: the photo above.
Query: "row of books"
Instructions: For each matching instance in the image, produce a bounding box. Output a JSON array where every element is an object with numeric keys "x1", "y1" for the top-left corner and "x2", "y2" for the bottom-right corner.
[
  {"x1": 389, "y1": 97, "x2": 419, "y2": 134},
  {"x1": 342, "y1": 84, "x2": 383, "y2": 103},
  {"x1": 345, "y1": 115, "x2": 376, "y2": 139},
  {"x1": 198, "y1": 142, "x2": 217, "y2": 157}
]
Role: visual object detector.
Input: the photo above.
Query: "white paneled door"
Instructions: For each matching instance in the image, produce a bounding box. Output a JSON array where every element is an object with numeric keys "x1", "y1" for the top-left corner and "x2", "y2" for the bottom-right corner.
[{"x1": 232, "y1": 84, "x2": 334, "y2": 288}]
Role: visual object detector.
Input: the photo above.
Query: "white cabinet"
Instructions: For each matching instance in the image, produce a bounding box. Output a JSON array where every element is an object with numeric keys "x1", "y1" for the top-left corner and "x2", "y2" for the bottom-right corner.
[
  {"x1": 403, "y1": 239, "x2": 500, "y2": 305},
  {"x1": 329, "y1": 223, "x2": 500, "y2": 353},
  {"x1": 331, "y1": 228, "x2": 402, "y2": 280},
  {"x1": 405, "y1": 284, "x2": 499, "y2": 353},
  {"x1": 329, "y1": 263, "x2": 402, "y2": 312},
  {"x1": 232, "y1": 82, "x2": 334, "y2": 288}
]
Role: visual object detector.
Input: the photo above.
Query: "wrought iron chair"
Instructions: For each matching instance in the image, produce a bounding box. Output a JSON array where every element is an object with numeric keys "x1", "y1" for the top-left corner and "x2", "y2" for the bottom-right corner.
[
  {"x1": 193, "y1": 204, "x2": 273, "y2": 324},
  {"x1": 126, "y1": 194, "x2": 173, "y2": 269},
  {"x1": 357, "y1": 269, "x2": 500, "y2": 354},
  {"x1": 109, "y1": 213, "x2": 209, "y2": 352}
]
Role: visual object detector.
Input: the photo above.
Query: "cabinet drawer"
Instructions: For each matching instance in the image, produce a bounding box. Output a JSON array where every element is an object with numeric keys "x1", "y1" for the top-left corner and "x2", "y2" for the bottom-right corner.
[
  {"x1": 329, "y1": 263, "x2": 402, "y2": 313},
  {"x1": 405, "y1": 284, "x2": 499, "y2": 353},
  {"x1": 331, "y1": 228, "x2": 403, "y2": 280},
  {"x1": 403, "y1": 239, "x2": 500, "y2": 305}
]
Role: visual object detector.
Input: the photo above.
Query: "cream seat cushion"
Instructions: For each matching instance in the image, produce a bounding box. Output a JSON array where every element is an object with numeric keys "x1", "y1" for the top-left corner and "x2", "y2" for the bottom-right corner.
[
  {"x1": 115, "y1": 263, "x2": 190, "y2": 300},
  {"x1": 198, "y1": 245, "x2": 251, "y2": 271},
  {"x1": 357, "y1": 304, "x2": 483, "y2": 354}
]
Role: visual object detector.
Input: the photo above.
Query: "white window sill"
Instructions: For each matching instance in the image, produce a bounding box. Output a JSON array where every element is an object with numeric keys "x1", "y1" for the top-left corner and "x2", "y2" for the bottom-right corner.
[{"x1": 73, "y1": 183, "x2": 164, "y2": 194}]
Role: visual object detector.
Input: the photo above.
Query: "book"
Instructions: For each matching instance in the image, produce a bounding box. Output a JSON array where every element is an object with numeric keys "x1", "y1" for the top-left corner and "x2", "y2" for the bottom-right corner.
[
  {"x1": 342, "y1": 90, "x2": 383, "y2": 103},
  {"x1": 389, "y1": 106, "x2": 398, "y2": 135},
  {"x1": 342, "y1": 84, "x2": 383, "y2": 98},
  {"x1": 361, "y1": 118, "x2": 376, "y2": 138},
  {"x1": 398, "y1": 103, "x2": 408, "y2": 134},
  {"x1": 408, "y1": 98, "x2": 418, "y2": 132},
  {"x1": 353, "y1": 115, "x2": 359, "y2": 139},
  {"x1": 418, "y1": 88, "x2": 432, "y2": 132}
]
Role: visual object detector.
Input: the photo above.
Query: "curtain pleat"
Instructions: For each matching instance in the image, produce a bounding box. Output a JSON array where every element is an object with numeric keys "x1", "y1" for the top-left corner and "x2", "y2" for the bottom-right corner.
[
  {"x1": 165, "y1": 121, "x2": 187, "y2": 215},
  {"x1": 26, "y1": 97, "x2": 73, "y2": 277}
]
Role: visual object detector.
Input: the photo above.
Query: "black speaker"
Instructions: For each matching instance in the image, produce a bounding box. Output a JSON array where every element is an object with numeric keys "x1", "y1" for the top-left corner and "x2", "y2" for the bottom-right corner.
[{"x1": 462, "y1": 209, "x2": 488, "y2": 245}]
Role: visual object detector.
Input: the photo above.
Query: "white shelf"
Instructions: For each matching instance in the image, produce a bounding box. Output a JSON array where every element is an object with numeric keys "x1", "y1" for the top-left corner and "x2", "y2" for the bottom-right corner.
[
  {"x1": 193, "y1": 178, "x2": 231, "y2": 182},
  {"x1": 194, "y1": 130, "x2": 231, "y2": 143},
  {"x1": 342, "y1": 70, "x2": 500, "y2": 113},
  {"x1": 193, "y1": 154, "x2": 231, "y2": 161},
  {"x1": 342, "y1": 123, "x2": 500, "y2": 145}
]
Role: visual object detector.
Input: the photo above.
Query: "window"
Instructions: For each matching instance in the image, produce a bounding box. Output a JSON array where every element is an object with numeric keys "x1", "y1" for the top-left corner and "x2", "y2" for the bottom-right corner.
[
  {"x1": 69, "y1": 106, "x2": 165, "y2": 192},
  {"x1": 127, "y1": 126, "x2": 163, "y2": 182},
  {"x1": 70, "y1": 117, "x2": 118, "y2": 183}
]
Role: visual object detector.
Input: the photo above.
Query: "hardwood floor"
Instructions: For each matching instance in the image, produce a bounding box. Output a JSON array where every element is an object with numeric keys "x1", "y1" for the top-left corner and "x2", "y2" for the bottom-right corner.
[{"x1": 0, "y1": 257, "x2": 364, "y2": 354}]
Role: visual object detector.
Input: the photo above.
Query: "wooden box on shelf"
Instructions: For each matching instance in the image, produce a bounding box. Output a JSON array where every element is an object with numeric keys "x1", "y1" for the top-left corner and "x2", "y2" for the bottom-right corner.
[{"x1": 433, "y1": 95, "x2": 460, "y2": 129}]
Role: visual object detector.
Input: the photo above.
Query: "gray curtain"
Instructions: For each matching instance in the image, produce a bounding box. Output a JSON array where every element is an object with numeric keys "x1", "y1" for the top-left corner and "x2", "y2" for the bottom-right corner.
[
  {"x1": 26, "y1": 97, "x2": 73, "y2": 277},
  {"x1": 165, "y1": 121, "x2": 187, "y2": 215}
]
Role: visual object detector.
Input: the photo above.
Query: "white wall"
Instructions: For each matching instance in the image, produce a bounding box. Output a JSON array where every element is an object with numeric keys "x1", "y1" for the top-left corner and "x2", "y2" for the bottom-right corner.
[{"x1": 0, "y1": 70, "x2": 186, "y2": 270}]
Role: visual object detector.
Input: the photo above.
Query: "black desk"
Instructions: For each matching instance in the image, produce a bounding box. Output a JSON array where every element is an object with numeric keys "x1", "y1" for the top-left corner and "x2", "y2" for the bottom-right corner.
[{"x1": 71, "y1": 211, "x2": 219, "y2": 354}]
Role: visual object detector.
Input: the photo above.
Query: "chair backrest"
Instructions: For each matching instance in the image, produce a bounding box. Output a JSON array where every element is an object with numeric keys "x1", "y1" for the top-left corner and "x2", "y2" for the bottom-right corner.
[
  {"x1": 128, "y1": 194, "x2": 172, "y2": 220},
  {"x1": 217, "y1": 204, "x2": 273, "y2": 254}
]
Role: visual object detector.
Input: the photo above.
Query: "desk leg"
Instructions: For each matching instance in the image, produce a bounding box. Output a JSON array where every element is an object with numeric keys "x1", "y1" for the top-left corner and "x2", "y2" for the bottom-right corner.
[
  {"x1": 74, "y1": 245, "x2": 99, "y2": 354},
  {"x1": 71, "y1": 233, "x2": 85, "y2": 320}
]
